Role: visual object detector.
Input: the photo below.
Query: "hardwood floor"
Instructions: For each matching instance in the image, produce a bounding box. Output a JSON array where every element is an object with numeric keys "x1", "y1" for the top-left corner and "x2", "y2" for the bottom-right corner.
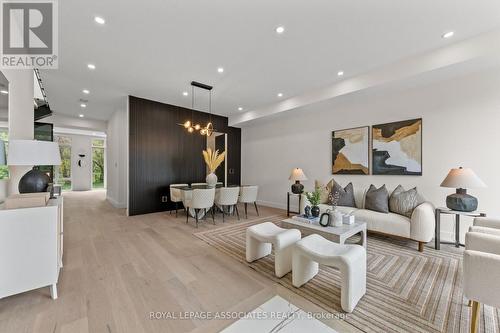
[{"x1": 0, "y1": 191, "x2": 360, "y2": 333}]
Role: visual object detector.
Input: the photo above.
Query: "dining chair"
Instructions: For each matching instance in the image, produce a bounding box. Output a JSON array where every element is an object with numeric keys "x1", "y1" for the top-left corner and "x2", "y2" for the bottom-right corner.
[
  {"x1": 215, "y1": 187, "x2": 240, "y2": 222},
  {"x1": 239, "y1": 185, "x2": 259, "y2": 219},
  {"x1": 169, "y1": 184, "x2": 188, "y2": 217},
  {"x1": 184, "y1": 188, "x2": 216, "y2": 228}
]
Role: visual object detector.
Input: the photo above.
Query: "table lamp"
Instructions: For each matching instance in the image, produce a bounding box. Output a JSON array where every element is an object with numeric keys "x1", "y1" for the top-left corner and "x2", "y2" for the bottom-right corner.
[
  {"x1": 7, "y1": 139, "x2": 61, "y2": 193},
  {"x1": 440, "y1": 167, "x2": 486, "y2": 212},
  {"x1": 289, "y1": 168, "x2": 307, "y2": 194}
]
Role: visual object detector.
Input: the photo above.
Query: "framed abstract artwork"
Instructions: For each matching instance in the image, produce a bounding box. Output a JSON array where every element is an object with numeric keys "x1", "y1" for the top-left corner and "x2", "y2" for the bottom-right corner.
[
  {"x1": 332, "y1": 126, "x2": 369, "y2": 175},
  {"x1": 372, "y1": 118, "x2": 422, "y2": 175}
]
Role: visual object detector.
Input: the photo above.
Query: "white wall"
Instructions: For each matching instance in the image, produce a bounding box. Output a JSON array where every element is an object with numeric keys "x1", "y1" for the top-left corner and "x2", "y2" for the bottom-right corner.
[
  {"x1": 241, "y1": 68, "x2": 500, "y2": 243},
  {"x1": 106, "y1": 108, "x2": 128, "y2": 208},
  {"x1": 68, "y1": 134, "x2": 93, "y2": 191},
  {"x1": 3, "y1": 69, "x2": 34, "y2": 195}
]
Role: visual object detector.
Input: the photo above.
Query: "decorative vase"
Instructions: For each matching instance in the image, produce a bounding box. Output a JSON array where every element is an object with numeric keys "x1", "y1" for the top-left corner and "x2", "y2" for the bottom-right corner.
[
  {"x1": 331, "y1": 208, "x2": 343, "y2": 227},
  {"x1": 206, "y1": 172, "x2": 217, "y2": 188},
  {"x1": 311, "y1": 205, "x2": 320, "y2": 218}
]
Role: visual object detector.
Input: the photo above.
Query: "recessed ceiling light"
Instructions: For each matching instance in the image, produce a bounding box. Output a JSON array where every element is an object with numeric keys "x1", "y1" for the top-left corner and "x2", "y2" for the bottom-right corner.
[
  {"x1": 87, "y1": 63, "x2": 96, "y2": 70},
  {"x1": 80, "y1": 103, "x2": 87, "y2": 108},
  {"x1": 79, "y1": 114, "x2": 84, "y2": 118},
  {"x1": 442, "y1": 31, "x2": 454, "y2": 39},
  {"x1": 276, "y1": 26, "x2": 285, "y2": 34},
  {"x1": 0, "y1": 90, "x2": 8, "y2": 95},
  {"x1": 277, "y1": 93, "x2": 283, "y2": 97},
  {"x1": 94, "y1": 16, "x2": 105, "y2": 25},
  {"x1": 238, "y1": 107, "x2": 243, "y2": 111},
  {"x1": 337, "y1": 71, "x2": 344, "y2": 76},
  {"x1": 217, "y1": 67, "x2": 224, "y2": 73},
  {"x1": 82, "y1": 89, "x2": 90, "y2": 94},
  {"x1": 182, "y1": 91, "x2": 188, "y2": 96}
]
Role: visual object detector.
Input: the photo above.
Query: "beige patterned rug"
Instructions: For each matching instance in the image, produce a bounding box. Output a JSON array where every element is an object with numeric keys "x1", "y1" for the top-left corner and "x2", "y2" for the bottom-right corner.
[{"x1": 194, "y1": 216, "x2": 500, "y2": 333}]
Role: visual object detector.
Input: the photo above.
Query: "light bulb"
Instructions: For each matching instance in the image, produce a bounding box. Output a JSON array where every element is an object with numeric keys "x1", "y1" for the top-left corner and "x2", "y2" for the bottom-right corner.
[
  {"x1": 188, "y1": 127, "x2": 194, "y2": 133},
  {"x1": 200, "y1": 128, "x2": 206, "y2": 135},
  {"x1": 194, "y1": 124, "x2": 201, "y2": 130},
  {"x1": 183, "y1": 120, "x2": 191, "y2": 128}
]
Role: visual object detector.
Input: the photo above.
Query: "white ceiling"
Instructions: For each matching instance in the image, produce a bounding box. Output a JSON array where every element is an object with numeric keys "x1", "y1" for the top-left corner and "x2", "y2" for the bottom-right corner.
[{"x1": 40, "y1": 0, "x2": 500, "y2": 121}]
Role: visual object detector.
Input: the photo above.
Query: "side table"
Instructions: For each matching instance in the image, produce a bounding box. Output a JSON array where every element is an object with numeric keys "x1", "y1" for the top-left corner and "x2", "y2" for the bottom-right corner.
[
  {"x1": 287, "y1": 192, "x2": 302, "y2": 217},
  {"x1": 435, "y1": 207, "x2": 486, "y2": 250}
]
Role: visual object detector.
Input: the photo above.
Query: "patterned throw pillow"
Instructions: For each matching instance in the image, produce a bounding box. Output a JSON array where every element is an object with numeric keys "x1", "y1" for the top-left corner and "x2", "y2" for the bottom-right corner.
[
  {"x1": 314, "y1": 180, "x2": 332, "y2": 204},
  {"x1": 328, "y1": 182, "x2": 356, "y2": 207},
  {"x1": 389, "y1": 185, "x2": 419, "y2": 218},
  {"x1": 364, "y1": 184, "x2": 389, "y2": 213}
]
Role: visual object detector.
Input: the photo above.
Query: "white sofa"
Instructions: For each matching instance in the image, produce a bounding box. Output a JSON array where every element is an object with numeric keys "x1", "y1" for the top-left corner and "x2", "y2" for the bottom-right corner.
[{"x1": 300, "y1": 184, "x2": 435, "y2": 252}]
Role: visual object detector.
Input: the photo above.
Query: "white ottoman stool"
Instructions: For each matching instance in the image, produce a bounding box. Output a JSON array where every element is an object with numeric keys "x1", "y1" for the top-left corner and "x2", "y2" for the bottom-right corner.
[
  {"x1": 292, "y1": 234, "x2": 366, "y2": 313},
  {"x1": 246, "y1": 222, "x2": 301, "y2": 278}
]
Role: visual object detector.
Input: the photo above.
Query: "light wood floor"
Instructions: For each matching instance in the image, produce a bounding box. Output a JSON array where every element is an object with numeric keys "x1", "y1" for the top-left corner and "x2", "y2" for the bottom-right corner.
[{"x1": 0, "y1": 191, "x2": 361, "y2": 333}]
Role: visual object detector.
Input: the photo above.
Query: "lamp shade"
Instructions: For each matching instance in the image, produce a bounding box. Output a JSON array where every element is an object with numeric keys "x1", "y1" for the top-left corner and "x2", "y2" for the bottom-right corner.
[
  {"x1": 289, "y1": 168, "x2": 307, "y2": 181},
  {"x1": 7, "y1": 139, "x2": 61, "y2": 166},
  {"x1": 440, "y1": 167, "x2": 486, "y2": 189},
  {"x1": 0, "y1": 140, "x2": 5, "y2": 165}
]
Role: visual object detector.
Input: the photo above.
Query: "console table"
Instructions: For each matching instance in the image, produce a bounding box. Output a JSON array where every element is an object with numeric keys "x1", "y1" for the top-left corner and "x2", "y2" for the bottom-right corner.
[
  {"x1": 0, "y1": 196, "x2": 63, "y2": 299},
  {"x1": 434, "y1": 207, "x2": 485, "y2": 250}
]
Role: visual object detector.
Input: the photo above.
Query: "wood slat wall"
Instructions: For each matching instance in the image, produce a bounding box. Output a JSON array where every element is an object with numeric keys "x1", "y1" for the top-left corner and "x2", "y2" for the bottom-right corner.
[{"x1": 128, "y1": 96, "x2": 241, "y2": 216}]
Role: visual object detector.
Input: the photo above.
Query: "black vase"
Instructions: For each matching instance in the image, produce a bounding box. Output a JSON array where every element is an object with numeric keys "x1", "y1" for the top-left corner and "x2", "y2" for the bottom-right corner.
[{"x1": 311, "y1": 206, "x2": 320, "y2": 217}]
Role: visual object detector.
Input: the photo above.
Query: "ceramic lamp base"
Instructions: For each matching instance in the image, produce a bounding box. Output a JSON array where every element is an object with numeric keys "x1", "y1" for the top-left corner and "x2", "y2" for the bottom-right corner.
[
  {"x1": 19, "y1": 168, "x2": 50, "y2": 193},
  {"x1": 446, "y1": 188, "x2": 478, "y2": 212},
  {"x1": 291, "y1": 181, "x2": 304, "y2": 194}
]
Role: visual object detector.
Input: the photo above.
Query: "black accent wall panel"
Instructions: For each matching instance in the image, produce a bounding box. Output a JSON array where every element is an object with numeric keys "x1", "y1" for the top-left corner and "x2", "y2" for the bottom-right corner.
[{"x1": 129, "y1": 96, "x2": 241, "y2": 216}]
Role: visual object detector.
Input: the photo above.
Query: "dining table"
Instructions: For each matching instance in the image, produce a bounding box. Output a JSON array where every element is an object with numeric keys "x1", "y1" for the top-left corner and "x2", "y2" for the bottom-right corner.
[{"x1": 173, "y1": 184, "x2": 240, "y2": 219}]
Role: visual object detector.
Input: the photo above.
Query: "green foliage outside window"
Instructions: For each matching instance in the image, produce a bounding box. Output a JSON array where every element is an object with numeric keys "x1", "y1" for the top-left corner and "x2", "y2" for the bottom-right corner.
[
  {"x1": 92, "y1": 139, "x2": 105, "y2": 188},
  {"x1": 0, "y1": 131, "x2": 8, "y2": 180},
  {"x1": 54, "y1": 136, "x2": 72, "y2": 190}
]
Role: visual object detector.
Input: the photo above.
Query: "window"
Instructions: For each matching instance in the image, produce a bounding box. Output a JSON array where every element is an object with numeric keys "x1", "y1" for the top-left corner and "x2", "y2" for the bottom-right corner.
[
  {"x1": 92, "y1": 138, "x2": 105, "y2": 189},
  {"x1": 54, "y1": 135, "x2": 71, "y2": 190},
  {"x1": 0, "y1": 129, "x2": 8, "y2": 180}
]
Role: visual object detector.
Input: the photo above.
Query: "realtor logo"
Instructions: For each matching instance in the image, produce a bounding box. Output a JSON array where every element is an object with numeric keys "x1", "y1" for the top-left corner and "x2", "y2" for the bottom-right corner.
[{"x1": 0, "y1": 0, "x2": 58, "y2": 68}]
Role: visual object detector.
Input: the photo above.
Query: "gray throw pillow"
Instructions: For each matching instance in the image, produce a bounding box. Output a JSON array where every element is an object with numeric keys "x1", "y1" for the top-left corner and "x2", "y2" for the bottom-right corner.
[
  {"x1": 389, "y1": 185, "x2": 419, "y2": 218},
  {"x1": 329, "y1": 182, "x2": 356, "y2": 207},
  {"x1": 365, "y1": 185, "x2": 389, "y2": 213}
]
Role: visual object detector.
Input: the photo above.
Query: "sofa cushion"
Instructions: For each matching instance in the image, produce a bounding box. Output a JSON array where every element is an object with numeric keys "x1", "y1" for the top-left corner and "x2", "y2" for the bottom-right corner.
[
  {"x1": 365, "y1": 185, "x2": 389, "y2": 213},
  {"x1": 315, "y1": 180, "x2": 334, "y2": 204},
  {"x1": 353, "y1": 209, "x2": 411, "y2": 238},
  {"x1": 389, "y1": 185, "x2": 419, "y2": 218},
  {"x1": 328, "y1": 182, "x2": 356, "y2": 207}
]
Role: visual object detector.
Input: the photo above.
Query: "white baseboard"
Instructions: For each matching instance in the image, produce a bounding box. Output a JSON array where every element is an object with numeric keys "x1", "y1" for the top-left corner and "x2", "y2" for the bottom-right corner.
[
  {"x1": 256, "y1": 200, "x2": 288, "y2": 211},
  {"x1": 107, "y1": 196, "x2": 126, "y2": 209}
]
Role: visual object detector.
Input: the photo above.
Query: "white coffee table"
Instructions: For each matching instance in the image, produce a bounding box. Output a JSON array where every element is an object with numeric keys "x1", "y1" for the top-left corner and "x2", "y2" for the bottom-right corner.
[{"x1": 281, "y1": 218, "x2": 367, "y2": 248}]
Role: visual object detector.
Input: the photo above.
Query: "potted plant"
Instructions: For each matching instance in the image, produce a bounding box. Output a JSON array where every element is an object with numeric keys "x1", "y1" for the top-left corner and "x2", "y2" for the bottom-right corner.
[
  {"x1": 305, "y1": 188, "x2": 322, "y2": 217},
  {"x1": 202, "y1": 148, "x2": 226, "y2": 187}
]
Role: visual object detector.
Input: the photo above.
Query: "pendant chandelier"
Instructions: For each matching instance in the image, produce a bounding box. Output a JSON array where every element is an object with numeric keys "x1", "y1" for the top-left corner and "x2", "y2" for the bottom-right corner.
[{"x1": 180, "y1": 81, "x2": 214, "y2": 136}]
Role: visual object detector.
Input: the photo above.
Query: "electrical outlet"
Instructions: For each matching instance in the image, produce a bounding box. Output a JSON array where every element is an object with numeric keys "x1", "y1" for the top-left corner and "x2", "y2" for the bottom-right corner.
[{"x1": 161, "y1": 196, "x2": 168, "y2": 203}]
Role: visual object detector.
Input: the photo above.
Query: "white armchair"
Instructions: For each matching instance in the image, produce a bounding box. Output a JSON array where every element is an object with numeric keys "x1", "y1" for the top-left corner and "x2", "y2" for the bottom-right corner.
[
  {"x1": 184, "y1": 188, "x2": 215, "y2": 228},
  {"x1": 463, "y1": 217, "x2": 500, "y2": 333}
]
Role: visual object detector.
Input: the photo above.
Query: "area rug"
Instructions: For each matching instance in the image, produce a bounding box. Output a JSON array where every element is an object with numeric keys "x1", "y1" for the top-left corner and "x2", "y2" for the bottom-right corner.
[{"x1": 194, "y1": 216, "x2": 500, "y2": 333}]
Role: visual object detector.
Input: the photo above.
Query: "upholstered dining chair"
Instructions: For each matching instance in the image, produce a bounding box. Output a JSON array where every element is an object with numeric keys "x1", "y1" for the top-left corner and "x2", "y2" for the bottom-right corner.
[
  {"x1": 184, "y1": 188, "x2": 216, "y2": 228},
  {"x1": 215, "y1": 187, "x2": 240, "y2": 222},
  {"x1": 169, "y1": 184, "x2": 188, "y2": 217},
  {"x1": 463, "y1": 217, "x2": 500, "y2": 333},
  {"x1": 239, "y1": 185, "x2": 259, "y2": 219}
]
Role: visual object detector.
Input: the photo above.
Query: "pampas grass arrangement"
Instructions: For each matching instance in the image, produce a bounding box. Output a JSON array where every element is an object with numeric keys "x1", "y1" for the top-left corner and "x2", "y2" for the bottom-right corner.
[{"x1": 203, "y1": 148, "x2": 226, "y2": 173}]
